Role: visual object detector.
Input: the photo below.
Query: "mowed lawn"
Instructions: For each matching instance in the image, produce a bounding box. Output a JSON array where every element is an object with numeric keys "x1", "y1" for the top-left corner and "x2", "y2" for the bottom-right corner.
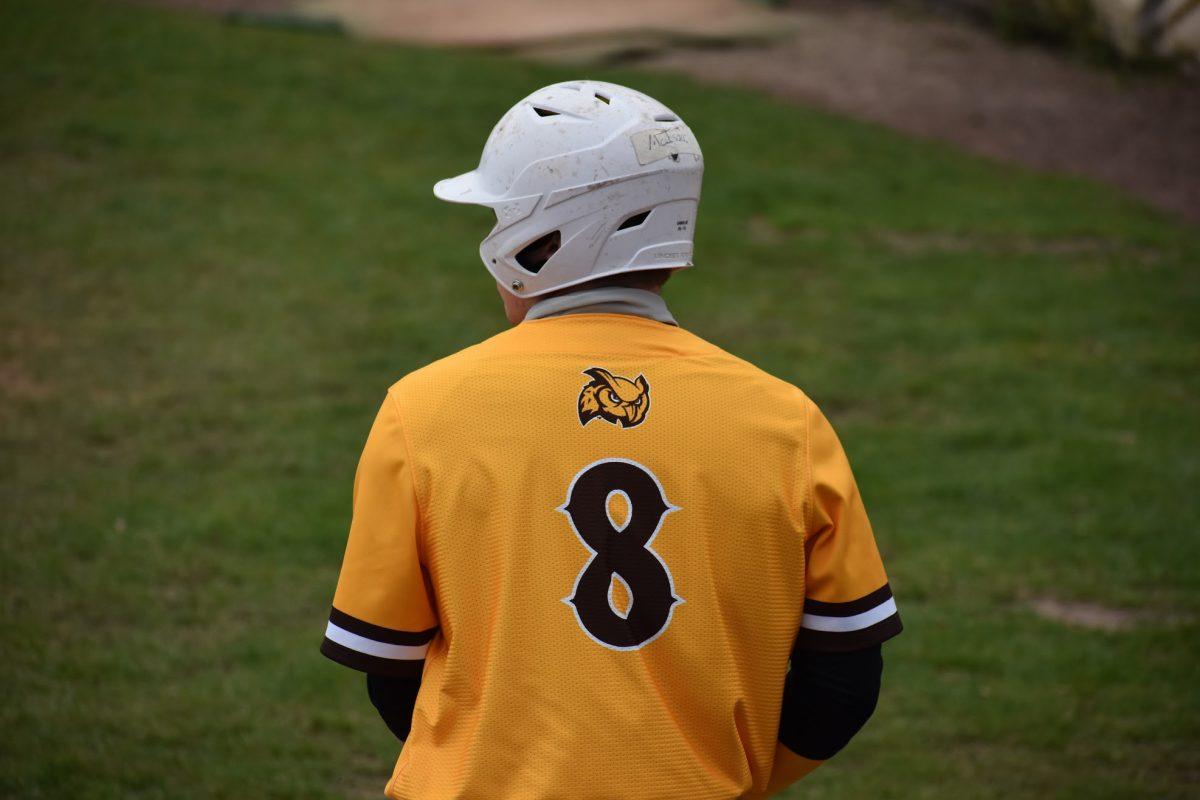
[{"x1": 2, "y1": 0, "x2": 1198, "y2": 797}]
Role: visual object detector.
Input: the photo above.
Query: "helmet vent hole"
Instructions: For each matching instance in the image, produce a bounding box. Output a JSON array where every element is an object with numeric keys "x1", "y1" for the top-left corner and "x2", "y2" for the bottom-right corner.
[
  {"x1": 533, "y1": 106, "x2": 560, "y2": 117},
  {"x1": 595, "y1": 92, "x2": 610, "y2": 104},
  {"x1": 653, "y1": 114, "x2": 678, "y2": 122},
  {"x1": 515, "y1": 230, "x2": 561, "y2": 273},
  {"x1": 617, "y1": 210, "x2": 651, "y2": 231}
]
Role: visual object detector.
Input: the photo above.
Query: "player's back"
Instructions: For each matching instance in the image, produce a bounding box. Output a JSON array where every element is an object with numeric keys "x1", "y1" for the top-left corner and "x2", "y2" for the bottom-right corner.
[{"x1": 385, "y1": 312, "x2": 814, "y2": 799}]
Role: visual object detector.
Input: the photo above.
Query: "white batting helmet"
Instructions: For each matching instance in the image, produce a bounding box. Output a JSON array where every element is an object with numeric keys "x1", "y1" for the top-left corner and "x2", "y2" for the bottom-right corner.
[{"x1": 433, "y1": 80, "x2": 704, "y2": 298}]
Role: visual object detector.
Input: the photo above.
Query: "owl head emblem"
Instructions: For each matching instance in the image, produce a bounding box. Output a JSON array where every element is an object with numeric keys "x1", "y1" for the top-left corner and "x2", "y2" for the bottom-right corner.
[{"x1": 577, "y1": 367, "x2": 650, "y2": 429}]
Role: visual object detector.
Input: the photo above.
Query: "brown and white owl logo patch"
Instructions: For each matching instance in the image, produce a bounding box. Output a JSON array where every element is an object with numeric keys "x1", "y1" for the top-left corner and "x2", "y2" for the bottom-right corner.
[{"x1": 577, "y1": 367, "x2": 650, "y2": 429}]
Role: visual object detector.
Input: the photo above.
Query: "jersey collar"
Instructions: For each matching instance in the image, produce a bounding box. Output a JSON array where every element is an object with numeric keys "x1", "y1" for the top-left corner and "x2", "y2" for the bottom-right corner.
[{"x1": 524, "y1": 287, "x2": 678, "y2": 326}]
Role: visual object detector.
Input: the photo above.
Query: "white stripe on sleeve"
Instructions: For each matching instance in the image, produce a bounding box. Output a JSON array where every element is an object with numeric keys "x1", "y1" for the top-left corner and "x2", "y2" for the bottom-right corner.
[
  {"x1": 324, "y1": 621, "x2": 430, "y2": 660},
  {"x1": 800, "y1": 597, "x2": 898, "y2": 633}
]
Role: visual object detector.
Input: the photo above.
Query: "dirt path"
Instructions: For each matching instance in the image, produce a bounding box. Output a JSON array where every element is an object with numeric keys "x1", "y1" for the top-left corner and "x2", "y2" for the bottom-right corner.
[
  {"x1": 145, "y1": 0, "x2": 1200, "y2": 225},
  {"x1": 298, "y1": 0, "x2": 785, "y2": 46},
  {"x1": 647, "y1": 2, "x2": 1200, "y2": 225}
]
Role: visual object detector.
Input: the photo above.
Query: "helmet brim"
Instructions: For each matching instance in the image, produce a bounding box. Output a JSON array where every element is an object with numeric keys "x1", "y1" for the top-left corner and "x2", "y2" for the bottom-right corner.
[{"x1": 433, "y1": 170, "x2": 501, "y2": 205}]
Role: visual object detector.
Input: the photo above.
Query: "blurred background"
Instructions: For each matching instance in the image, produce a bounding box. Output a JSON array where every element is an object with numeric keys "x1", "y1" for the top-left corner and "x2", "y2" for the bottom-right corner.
[{"x1": 1, "y1": 0, "x2": 1197, "y2": 798}]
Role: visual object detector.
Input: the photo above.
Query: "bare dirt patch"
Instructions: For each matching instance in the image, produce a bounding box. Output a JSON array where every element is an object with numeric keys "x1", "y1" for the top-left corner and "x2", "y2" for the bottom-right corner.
[
  {"x1": 1029, "y1": 596, "x2": 1143, "y2": 630},
  {"x1": 1026, "y1": 596, "x2": 1194, "y2": 632},
  {"x1": 300, "y1": 0, "x2": 786, "y2": 47},
  {"x1": 0, "y1": 358, "x2": 48, "y2": 402}
]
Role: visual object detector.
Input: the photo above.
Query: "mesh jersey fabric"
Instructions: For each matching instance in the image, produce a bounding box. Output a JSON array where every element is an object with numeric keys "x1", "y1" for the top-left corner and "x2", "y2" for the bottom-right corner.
[{"x1": 321, "y1": 312, "x2": 901, "y2": 800}]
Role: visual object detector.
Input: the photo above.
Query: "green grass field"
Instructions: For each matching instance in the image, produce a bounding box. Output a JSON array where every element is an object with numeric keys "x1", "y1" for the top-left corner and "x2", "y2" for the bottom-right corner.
[{"x1": 2, "y1": 1, "x2": 1198, "y2": 797}]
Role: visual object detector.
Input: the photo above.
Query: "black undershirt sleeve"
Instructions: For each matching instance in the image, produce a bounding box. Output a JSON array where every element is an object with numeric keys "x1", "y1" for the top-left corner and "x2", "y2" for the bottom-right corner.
[
  {"x1": 366, "y1": 673, "x2": 422, "y2": 742},
  {"x1": 778, "y1": 644, "x2": 883, "y2": 761},
  {"x1": 367, "y1": 650, "x2": 879, "y2": 754}
]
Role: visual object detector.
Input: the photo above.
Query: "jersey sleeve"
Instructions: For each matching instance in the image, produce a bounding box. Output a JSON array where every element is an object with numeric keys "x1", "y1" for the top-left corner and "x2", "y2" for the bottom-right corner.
[
  {"x1": 320, "y1": 393, "x2": 439, "y2": 677},
  {"x1": 795, "y1": 399, "x2": 902, "y2": 652}
]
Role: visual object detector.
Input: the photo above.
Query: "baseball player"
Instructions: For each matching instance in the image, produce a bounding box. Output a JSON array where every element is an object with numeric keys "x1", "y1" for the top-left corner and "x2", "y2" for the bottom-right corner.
[{"x1": 321, "y1": 80, "x2": 901, "y2": 799}]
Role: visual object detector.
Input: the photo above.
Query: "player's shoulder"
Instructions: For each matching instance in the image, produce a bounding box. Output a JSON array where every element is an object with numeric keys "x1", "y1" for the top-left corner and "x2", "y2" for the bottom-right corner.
[
  {"x1": 384, "y1": 325, "x2": 524, "y2": 403},
  {"x1": 675, "y1": 325, "x2": 816, "y2": 411}
]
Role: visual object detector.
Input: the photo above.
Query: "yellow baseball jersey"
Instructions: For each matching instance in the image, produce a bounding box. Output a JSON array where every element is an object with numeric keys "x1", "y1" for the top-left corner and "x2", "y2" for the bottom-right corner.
[{"x1": 321, "y1": 312, "x2": 901, "y2": 799}]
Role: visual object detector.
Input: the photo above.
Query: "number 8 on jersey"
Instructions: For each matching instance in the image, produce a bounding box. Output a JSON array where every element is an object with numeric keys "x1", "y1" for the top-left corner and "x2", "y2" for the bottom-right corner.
[{"x1": 557, "y1": 458, "x2": 682, "y2": 651}]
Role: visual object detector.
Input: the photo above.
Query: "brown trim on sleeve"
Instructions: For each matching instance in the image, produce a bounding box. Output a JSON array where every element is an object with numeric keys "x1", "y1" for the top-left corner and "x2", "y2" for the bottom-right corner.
[
  {"x1": 319, "y1": 638, "x2": 428, "y2": 677},
  {"x1": 803, "y1": 583, "x2": 894, "y2": 618},
  {"x1": 793, "y1": 613, "x2": 903, "y2": 653},
  {"x1": 328, "y1": 607, "x2": 438, "y2": 646}
]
